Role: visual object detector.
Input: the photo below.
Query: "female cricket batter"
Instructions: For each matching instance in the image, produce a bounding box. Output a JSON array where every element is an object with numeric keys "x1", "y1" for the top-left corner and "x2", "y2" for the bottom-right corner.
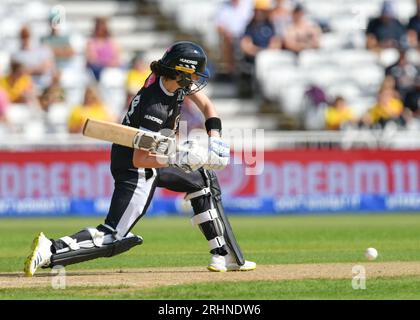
[{"x1": 24, "y1": 41, "x2": 256, "y2": 276}]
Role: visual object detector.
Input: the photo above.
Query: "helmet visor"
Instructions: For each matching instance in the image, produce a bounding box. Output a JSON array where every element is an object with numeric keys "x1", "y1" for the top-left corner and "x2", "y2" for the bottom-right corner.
[{"x1": 175, "y1": 66, "x2": 210, "y2": 95}]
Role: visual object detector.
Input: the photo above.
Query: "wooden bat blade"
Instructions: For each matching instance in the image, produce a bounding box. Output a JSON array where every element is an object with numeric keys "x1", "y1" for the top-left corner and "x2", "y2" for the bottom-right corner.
[{"x1": 82, "y1": 119, "x2": 139, "y2": 148}]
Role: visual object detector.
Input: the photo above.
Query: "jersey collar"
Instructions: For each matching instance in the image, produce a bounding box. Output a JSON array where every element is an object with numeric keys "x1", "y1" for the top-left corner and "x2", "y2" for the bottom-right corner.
[{"x1": 159, "y1": 77, "x2": 175, "y2": 97}]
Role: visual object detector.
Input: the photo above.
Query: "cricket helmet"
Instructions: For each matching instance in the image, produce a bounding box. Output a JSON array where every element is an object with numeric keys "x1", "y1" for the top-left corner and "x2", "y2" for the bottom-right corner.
[{"x1": 152, "y1": 41, "x2": 210, "y2": 95}]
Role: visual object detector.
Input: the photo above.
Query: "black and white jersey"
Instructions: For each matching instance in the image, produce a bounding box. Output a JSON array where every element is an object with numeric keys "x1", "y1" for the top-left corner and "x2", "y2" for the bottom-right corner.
[{"x1": 111, "y1": 73, "x2": 186, "y2": 172}]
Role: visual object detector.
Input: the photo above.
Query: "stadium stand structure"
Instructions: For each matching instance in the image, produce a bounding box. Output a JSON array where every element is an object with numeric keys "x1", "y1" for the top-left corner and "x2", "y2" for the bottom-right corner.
[
  {"x1": 0, "y1": 0, "x2": 419, "y2": 142},
  {"x1": 151, "y1": 0, "x2": 419, "y2": 129},
  {"x1": 0, "y1": 0, "x2": 276, "y2": 139}
]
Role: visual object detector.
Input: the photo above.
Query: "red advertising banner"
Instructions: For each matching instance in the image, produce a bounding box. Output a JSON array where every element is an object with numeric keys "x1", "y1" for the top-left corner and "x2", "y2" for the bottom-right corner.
[
  {"x1": 1, "y1": 149, "x2": 420, "y2": 200},
  {"x1": 0, "y1": 150, "x2": 114, "y2": 199},
  {"x1": 218, "y1": 149, "x2": 420, "y2": 197}
]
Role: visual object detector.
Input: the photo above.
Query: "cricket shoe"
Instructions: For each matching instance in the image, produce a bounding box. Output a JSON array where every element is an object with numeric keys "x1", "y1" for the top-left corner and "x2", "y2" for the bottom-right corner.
[
  {"x1": 24, "y1": 232, "x2": 52, "y2": 277},
  {"x1": 207, "y1": 254, "x2": 256, "y2": 272}
]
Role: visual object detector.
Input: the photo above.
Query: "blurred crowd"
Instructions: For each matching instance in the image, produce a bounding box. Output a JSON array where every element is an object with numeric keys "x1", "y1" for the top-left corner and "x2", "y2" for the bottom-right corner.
[
  {"x1": 0, "y1": 15, "x2": 139, "y2": 134},
  {"x1": 217, "y1": 0, "x2": 420, "y2": 130},
  {"x1": 0, "y1": 0, "x2": 419, "y2": 134}
]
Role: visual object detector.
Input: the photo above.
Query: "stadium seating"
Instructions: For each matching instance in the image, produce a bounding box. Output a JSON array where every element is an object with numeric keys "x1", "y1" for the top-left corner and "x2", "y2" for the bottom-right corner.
[{"x1": 0, "y1": 0, "x2": 419, "y2": 137}]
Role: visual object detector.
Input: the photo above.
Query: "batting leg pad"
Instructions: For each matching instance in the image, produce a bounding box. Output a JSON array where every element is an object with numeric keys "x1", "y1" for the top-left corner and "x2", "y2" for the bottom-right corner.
[
  {"x1": 47, "y1": 235, "x2": 143, "y2": 268},
  {"x1": 185, "y1": 169, "x2": 245, "y2": 266}
]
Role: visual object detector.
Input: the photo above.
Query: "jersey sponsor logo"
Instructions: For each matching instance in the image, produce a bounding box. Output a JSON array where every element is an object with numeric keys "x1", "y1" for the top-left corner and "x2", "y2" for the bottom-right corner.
[
  {"x1": 179, "y1": 58, "x2": 198, "y2": 65},
  {"x1": 145, "y1": 114, "x2": 163, "y2": 125}
]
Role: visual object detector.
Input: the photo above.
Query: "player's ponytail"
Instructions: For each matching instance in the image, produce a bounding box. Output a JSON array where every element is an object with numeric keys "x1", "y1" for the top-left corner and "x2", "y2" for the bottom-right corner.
[{"x1": 150, "y1": 60, "x2": 178, "y2": 80}]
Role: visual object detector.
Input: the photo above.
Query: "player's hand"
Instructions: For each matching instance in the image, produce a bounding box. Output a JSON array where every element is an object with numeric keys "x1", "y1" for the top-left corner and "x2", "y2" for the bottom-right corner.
[
  {"x1": 203, "y1": 136, "x2": 230, "y2": 170},
  {"x1": 168, "y1": 140, "x2": 207, "y2": 172}
]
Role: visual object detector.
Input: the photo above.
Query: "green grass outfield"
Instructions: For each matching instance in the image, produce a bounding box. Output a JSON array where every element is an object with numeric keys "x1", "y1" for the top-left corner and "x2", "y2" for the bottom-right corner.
[{"x1": 1, "y1": 214, "x2": 420, "y2": 299}]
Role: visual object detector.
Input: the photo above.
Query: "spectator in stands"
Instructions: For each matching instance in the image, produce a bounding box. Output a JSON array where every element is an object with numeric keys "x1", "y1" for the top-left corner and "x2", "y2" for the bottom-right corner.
[
  {"x1": 0, "y1": 60, "x2": 36, "y2": 104},
  {"x1": 216, "y1": 0, "x2": 253, "y2": 75},
  {"x1": 86, "y1": 17, "x2": 121, "y2": 81},
  {"x1": 13, "y1": 25, "x2": 55, "y2": 91},
  {"x1": 385, "y1": 49, "x2": 419, "y2": 100},
  {"x1": 324, "y1": 96, "x2": 356, "y2": 130},
  {"x1": 362, "y1": 88, "x2": 405, "y2": 128},
  {"x1": 302, "y1": 84, "x2": 329, "y2": 130},
  {"x1": 240, "y1": 0, "x2": 282, "y2": 62},
  {"x1": 68, "y1": 85, "x2": 114, "y2": 133},
  {"x1": 126, "y1": 53, "x2": 150, "y2": 100},
  {"x1": 283, "y1": 4, "x2": 321, "y2": 54},
  {"x1": 39, "y1": 73, "x2": 65, "y2": 113},
  {"x1": 0, "y1": 88, "x2": 10, "y2": 123},
  {"x1": 407, "y1": 0, "x2": 420, "y2": 48},
  {"x1": 366, "y1": 0, "x2": 406, "y2": 52},
  {"x1": 41, "y1": 12, "x2": 75, "y2": 69},
  {"x1": 270, "y1": 0, "x2": 292, "y2": 38},
  {"x1": 238, "y1": 0, "x2": 281, "y2": 97},
  {"x1": 404, "y1": 75, "x2": 420, "y2": 114}
]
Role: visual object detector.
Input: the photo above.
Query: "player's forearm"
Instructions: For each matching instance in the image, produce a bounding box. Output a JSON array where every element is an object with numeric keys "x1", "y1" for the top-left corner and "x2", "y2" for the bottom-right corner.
[
  {"x1": 189, "y1": 92, "x2": 218, "y2": 119},
  {"x1": 132, "y1": 150, "x2": 169, "y2": 169}
]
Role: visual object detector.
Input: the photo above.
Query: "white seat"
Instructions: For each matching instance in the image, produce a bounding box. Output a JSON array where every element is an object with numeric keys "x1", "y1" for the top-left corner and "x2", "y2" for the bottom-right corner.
[
  {"x1": 262, "y1": 65, "x2": 300, "y2": 100},
  {"x1": 277, "y1": 84, "x2": 306, "y2": 116},
  {"x1": 327, "y1": 81, "x2": 361, "y2": 102},
  {"x1": 0, "y1": 51, "x2": 10, "y2": 75},
  {"x1": 23, "y1": 121, "x2": 46, "y2": 140},
  {"x1": 101, "y1": 88, "x2": 126, "y2": 117},
  {"x1": 143, "y1": 48, "x2": 167, "y2": 65},
  {"x1": 406, "y1": 49, "x2": 420, "y2": 66},
  {"x1": 69, "y1": 34, "x2": 87, "y2": 54},
  {"x1": 255, "y1": 50, "x2": 296, "y2": 82},
  {"x1": 320, "y1": 32, "x2": 347, "y2": 50},
  {"x1": 348, "y1": 96, "x2": 376, "y2": 118},
  {"x1": 303, "y1": 0, "x2": 340, "y2": 20},
  {"x1": 61, "y1": 1, "x2": 123, "y2": 17},
  {"x1": 118, "y1": 32, "x2": 173, "y2": 51},
  {"x1": 100, "y1": 67, "x2": 127, "y2": 89},
  {"x1": 329, "y1": 49, "x2": 378, "y2": 68},
  {"x1": 379, "y1": 48, "x2": 400, "y2": 68},
  {"x1": 330, "y1": 14, "x2": 367, "y2": 33},
  {"x1": 349, "y1": 64, "x2": 384, "y2": 93},
  {"x1": 64, "y1": 87, "x2": 85, "y2": 106},
  {"x1": 22, "y1": 1, "x2": 49, "y2": 21},
  {"x1": 5, "y1": 104, "x2": 32, "y2": 125},
  {"x1": 298, "y1": 50, "x2": 332, "y2": 68},
  {"x1": 47, "y1": 103, "x2": 70, "y2": 126},
  {"x1": 302, "y1": 65, "x2": 347, "y2": 88},
  {"x1": 347, "y1": 31, "x2": 367, "y2": 49},
  {"x1": 60, "y1": 68, "x2": 90, "y2": 89},
  {"x1": 394, "y1": 0, "x2": 417, "y2": 24},
  {"x1": 0, "y1": 17, "x2": 22, "y2": 37}
]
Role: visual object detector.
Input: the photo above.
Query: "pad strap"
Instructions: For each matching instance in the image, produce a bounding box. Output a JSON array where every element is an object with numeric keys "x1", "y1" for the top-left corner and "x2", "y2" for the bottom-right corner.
[
  {"x1": 85, "y1": 228, "x2": 105, "y2": 247},
  {"x1": 184, "y1": 187, "x2": 211, "y2": 201},
  {"x1": 59, "y1": 236, "x2": 80, "y2": 251},
  {"x1": 191, "y1": 209, "x2": 218, "y2": 226},
  {"x1": 208, "y1": 236, "x2": 226, "y2": 250}
]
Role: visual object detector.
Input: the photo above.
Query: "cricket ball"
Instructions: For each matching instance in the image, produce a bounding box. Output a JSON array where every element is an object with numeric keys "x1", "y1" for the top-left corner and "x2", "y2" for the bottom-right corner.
[{"x1": 365, "y1": 247, "x2": 378, "y2": 261}]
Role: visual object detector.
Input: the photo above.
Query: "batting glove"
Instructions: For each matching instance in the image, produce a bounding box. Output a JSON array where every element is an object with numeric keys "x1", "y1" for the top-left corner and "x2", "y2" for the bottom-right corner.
[
  {"x1": 203, "y1": 136, "x2": 230, "y2": 170},
  {"x1": 168, "y1": 140, "x2": 208, "y2": 172}
]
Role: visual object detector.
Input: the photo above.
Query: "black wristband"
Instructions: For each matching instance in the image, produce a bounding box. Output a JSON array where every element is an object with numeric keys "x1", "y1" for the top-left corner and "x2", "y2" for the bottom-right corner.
[{"x1": 205, "y1": 117, "x2": 222, "y2": 133}]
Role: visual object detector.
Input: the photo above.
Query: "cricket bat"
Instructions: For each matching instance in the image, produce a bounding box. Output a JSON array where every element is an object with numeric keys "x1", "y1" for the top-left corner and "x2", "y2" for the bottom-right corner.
[{"x1": 82, "y1": 119, "x2": 175, "y2": 154}]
